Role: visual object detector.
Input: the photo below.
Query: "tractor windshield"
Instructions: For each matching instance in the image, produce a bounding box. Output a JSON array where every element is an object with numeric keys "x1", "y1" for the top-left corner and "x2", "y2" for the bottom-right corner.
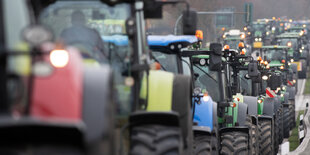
[
  {"x1": 253, "y1": 23, "x2": 265, "y2": 31},
  {"x1": 40, "y1": 1, "x2": 132, "y2": 115},
  {"x1": 264, "y1": 49, "x2": 286, "y2": 61},
  {"x1": 152, "y1": 51, "x2": 179, "y2": 73},
  {"x1": 224, "y1": 39, "x2": 240, "y2": 50},
  {"x1": 278, "y1": 38, "x2": 298, "y2": 49},
  {"x1": 193, "y1": 64, "x2": 220, "y2": 102},
  {"x1": 39, "y1": 1, "x2": 131, "y2": 64}
]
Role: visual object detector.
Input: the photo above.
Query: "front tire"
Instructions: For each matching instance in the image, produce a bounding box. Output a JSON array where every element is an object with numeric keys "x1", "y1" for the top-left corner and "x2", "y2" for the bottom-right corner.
[{"x1": 130, "y1": 125, "x2": 183, "y2": 155}]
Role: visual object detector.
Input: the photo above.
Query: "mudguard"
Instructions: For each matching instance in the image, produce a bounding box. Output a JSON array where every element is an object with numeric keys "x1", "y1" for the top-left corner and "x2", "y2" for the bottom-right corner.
[
  {"x1": 129, "y1": 111, "x2": 180, "y2": 127},
  {"x1": 283, "y1": 92, "x2": 289, "y2": 105},
  {"x1": 82, "y1": 65, "x2": 114, "y2": 143},
  {"x1": 263, "y1": 98, "x2": 275, "y2": 117},
  {"x1": 237, "y1": 102, "x2": 248, "y2": 126},
  {"x1": 193, "y1": 97, "x2": 217, "y2": 132},
  {"x1": 243, "y1": 96, "x2": 258, "y2": 116},
  {"x1": 219, "y1": 126, "x2": 249, "y2": 135},
  {"x1": 273, "y1": 96, "x2": 281, "y2": 113},
  {"x1": 172, "y1": 74, "x2": 192, "y2": 144},
  {"x1": 287, "y1": 86, "x2": 296, "y2": 100}
]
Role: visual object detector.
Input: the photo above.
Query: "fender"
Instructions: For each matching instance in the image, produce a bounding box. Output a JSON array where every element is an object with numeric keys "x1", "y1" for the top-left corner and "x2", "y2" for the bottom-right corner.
[
  {"x1": 193, "y1": 96, "x2": 214, "y2": 131},
  {"x1": 243, "y1": 96, "x2": 258, "y2": 116},
  {"x1": 82, "y1": 65, "x2": 114, "y2": 143},
  {"x1": 237, "y1": 102, "x2": 248, "y2": 126},
  {"x1": 32, "y1": 47, "x2": 83, "y2": 121},
  {"x1": 287, "y1": 86, "x2": 296, "y2": 100},
  {"x1": 263, "y1": 98, "x2": 275, "y2": 117},
  {"x1": 129, "y1": 111, "x2": 180, "y2": 127},
  {"x1": 273, "y1": 96, "x2": 282, "y2": 113},
  {"x1": 283, "y1": 92, "x2": 289, "y2": 105},
  {"x1": 219, "y1": 126, "x2": 249, "y2": 135}
]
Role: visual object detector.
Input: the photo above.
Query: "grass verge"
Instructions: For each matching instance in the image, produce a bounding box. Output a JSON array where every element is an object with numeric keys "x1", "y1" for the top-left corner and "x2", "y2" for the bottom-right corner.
[
  {"x1": 303, "y1": 72, "x2": 310, "y2": 94},
  {"x1": 289, "y1": 110, "x2": 305, "y2": 151}
]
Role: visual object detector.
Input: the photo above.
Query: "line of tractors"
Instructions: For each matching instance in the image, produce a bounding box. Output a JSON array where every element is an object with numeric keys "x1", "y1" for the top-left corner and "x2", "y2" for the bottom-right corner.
[{"x1": 0, "y1": 0, "x2": 309, "y2": 155}]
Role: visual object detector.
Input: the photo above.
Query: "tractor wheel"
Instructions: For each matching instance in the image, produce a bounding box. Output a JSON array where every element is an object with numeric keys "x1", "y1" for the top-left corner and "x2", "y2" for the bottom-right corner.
[
  {"x1": 245, "y1": 116, "x2": 258, "y2": 155},
  {"x1": 274, "y1": 110, "x2": 281, "y2": 154},
  {"x1": 278, "y1": 107, "x2": 284, "y2": 144},
  {"x1": 258, "y1": 119, "x2": 273, "y2": 155},
  {"x1": 193, "y1": 133, "x2": 218, "y2": 155},
  {"x1": 130, "y1": 125, "x2": 182, "y2": 155},
  {"x1": 210, "y1": 134, "x2": 218, "y2": 155},
  {"x1": 283, "y1": 106, "x2": 290, "y2": 138},
  {"x1": 289, "y1": 104, "x2": 296, "y2": 130},
  {"x1": 220, "y1": 131, "x2": 249, "y2": 155}
]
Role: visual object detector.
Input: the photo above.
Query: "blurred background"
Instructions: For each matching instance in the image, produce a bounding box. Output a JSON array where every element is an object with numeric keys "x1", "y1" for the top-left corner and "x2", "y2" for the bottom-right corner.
[{"x1": 146, "y1": 0, "x2": 310, "y2": 43}]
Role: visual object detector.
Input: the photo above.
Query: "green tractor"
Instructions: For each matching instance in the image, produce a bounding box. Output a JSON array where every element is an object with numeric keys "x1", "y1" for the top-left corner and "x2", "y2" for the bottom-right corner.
[
  {"x1": 276, "y1": 32, "x2": 308, "y2": 78},
  {"x1": 257, "y1": 46, "x2": 297, "y2": 136}
]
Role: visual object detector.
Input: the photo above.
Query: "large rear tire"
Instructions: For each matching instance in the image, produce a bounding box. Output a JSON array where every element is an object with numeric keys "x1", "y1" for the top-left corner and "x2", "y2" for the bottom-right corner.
[
  {"x1": 289, "y1": 104, "x2": 296, "y2": 130},
  {"x1": 283, "y1": 106, "x2": 290, "y2": 138},
  {"x1": 193, "y1": 133, "x2": 217, "y2": 155},
  {"x1": 258, "y1": 119, "x2": 273, "y2": 155},
  {"x1": 130, "y1": 125, "x2": 183, "y2": 155},
  {"x1": 220, "y1": 131, "x2": 249, "y2": 155},
  {"x1": 245, "y1": 116, "x2": 258, "y2": 155}
]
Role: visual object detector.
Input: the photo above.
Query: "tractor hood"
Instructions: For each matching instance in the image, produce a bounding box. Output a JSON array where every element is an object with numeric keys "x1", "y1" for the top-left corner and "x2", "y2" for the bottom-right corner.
[
  {"x1": 148, "y1": 35, "x2": 198, "y2": 47},
  {"x1": 101, "y1": 35, "x2": 129, "y2": 46}
]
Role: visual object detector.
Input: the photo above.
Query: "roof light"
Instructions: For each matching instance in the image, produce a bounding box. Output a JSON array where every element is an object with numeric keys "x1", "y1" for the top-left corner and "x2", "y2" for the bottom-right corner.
[
  {"x1": 280, "y1": 23, "x2": 284, "y2": 26},
  {"x1": 240, "y1": 34, "x2": 246, "y2": 39},
  {"x1": 282, "y1": 86, "x2": 286, "y2": 91},
  {"x1": 264, "y1": 61, "x2": 268, "y2": 65},
  {"x1": 50, "y1": 49, "x2": 69, "y2": 68},
  {"x1": 287, "y1": 41, "x2": 292, "y2": 47},
  {"x1": 289, "y1": 19, "x2": 293, "y2": 23},
  {"x1": 244, "y1": 27, "x2": 248, "y2": 31},
  {"x1": 303, "y1": 24, "x2": 307, "y2": 28},
  {"x1": 247, "y1": 32, "x2": 251, "y2": 35},
  {"x1": 195, "y1": 30, "x2": 203, "y2": 40},
  {"x1": 202, "y1": 92, "x2": 210, "y2": 102},
  {"x1": 280, "y1": 65, "x2": 284, "y2": 70},
  {"x1": 266, "y1": 31, "x2": 270, "y2": 35},
  {"x1": 300, "y1": 49, "x2": 303, "y2": 53},
  {"x1": 238, "y1": 42, "x2": 245, "y2": 48},
  {"x1": 281, "y1": 59, "x2": 285, "y2": 63},
  {"x1": 222, "y1": 34, "x2": 226, "y2": 39},
  {"x1": 257, "y1": 56, "x2": 262, "y2": 61},
  {"x1": 302, "y1": 46, "x2": 305, "y2": 50},
  {"x1": 221, "y1": 27, "x2": 226, "y2": 31},
  {"x1": 241, "y1": 48, "x2": 246, "y2": 55},
  {"x1": 293, "y1": 79, "x2": 296, "y2": 83},
  {"x1": 266, "y1": 64, "x2": 270, "y2": 69},
  {"x1": 272, "y1": 17, "x2": 276, "y2": 20},
  {"x1": 224, "y1": 45, "x2": 230, "y2": 50},
  {"x1": 300, "y1": 31, "x2": 304, "y2": 36}
]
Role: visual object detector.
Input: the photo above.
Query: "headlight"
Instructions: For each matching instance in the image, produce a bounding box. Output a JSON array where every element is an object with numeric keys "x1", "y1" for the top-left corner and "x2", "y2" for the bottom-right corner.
[
  {"x1": 280, "y1": 94, "x2": 284, "y2": 97},
  {"x1": 293, "y1": 80, "x2": 296, "y2": 83},
  {"x1": 50, "y1": 49, "x2": 69, "y2": 68},
  {"x1": 300, "y1": 49, "x2": 303, "y2": 53},
  {"x1": 282, "y1": 86, "x2": 286, "y2": 91},
  {"x1": 258, "y1": 38, "x2": 262, "y2": 41},
  {"x1": 255, "y1": 38, "x2": 258, "y2": 42},
  {"x1": 266, "y1": 32, "x2": 270, "y2": 35},
  {"x1": 262, "y1": 75, "x2": 268, "y2": 80},
  {"x1": 290, "y1": 59, "x2": 294, "y2": 62},
  {"x1": 302, "y1": 46, "x2": 305, "y2": 50}
]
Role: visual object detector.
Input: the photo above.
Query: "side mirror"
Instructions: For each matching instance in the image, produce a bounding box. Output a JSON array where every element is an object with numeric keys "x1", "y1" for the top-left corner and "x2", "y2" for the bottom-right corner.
[
  {"x1": 209, "y1": 43, "x2": 222, "y2": 71},
  {"x1": 248, "y1": 62, "x2": 259, "y2": 77},
  {"x1": 23, "y1": 25, "x2": 53, "y2": 47},
  {"x1": 182, "y1": 10, "x2": 197, "y2": 35},
  {"x1": 144, "y1": 1, "x2": 163, "y2": 18}
]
